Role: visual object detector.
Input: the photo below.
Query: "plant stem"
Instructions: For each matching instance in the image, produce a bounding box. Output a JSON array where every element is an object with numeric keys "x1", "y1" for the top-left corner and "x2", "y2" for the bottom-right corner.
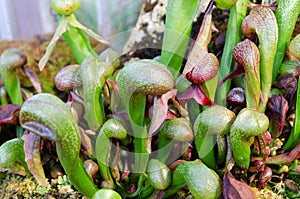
[
  {"x1": 157, "y1": 136, "x2": 173, "y2": 163},
  {"x1": 58, "y1": 14, "x2": 98, "y2": 63},
  {"x1": 128, "y1": 93, "x2": 149, "y2": 173},
  {"x1": 160, "y1": 0, "x2": 199, "y2": 78},
  {"x1": 251, "y1": 141, "x2": 300, "y2": 165},
  {"x1": 96, "y1": 132, "x2": 115, "y2": 188},
  {"x1": 68, "y1": 158, "x2": 99, "y2": 198}
]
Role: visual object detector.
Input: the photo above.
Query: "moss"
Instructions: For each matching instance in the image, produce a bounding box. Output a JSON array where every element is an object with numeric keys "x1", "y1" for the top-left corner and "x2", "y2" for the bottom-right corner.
[
  {"x1": 281, "y1": 173, "x2": 300, "y2": 198},
  {"x1": 254, "y1": 188, "x2": 283, "y2": 199},
  {"x1": 0, "y1": 173, "x2": 86, "y2": 199},
  {"x1": 0, "y1": 34, "x2": 99, "y2": 94}
]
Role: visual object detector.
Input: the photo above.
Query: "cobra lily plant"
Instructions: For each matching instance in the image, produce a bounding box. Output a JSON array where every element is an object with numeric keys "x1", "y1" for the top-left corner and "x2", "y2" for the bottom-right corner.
[{"x1": 1, "y1": 0, "x2": 300, "y2": 198}]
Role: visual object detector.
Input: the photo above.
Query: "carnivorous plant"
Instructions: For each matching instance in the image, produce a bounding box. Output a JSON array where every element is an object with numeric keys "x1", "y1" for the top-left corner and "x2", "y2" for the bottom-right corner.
[
  {"x1": 19, "y1": 93, "x2": 98, "y2": 198},
  {"x1": 2, "y1": 0, "x2": 300, "y2": 198}
]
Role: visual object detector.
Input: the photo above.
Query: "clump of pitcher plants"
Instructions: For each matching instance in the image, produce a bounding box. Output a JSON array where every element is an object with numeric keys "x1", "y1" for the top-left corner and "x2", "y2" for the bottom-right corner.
[{"x1": 1, "y1": 0, "x2": 300, "y2": 198}]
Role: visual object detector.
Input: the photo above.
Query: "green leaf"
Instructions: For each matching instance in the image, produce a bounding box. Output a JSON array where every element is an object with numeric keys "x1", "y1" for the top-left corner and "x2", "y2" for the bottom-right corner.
[
  {"x1": 160, "y1": 118, "x2": 193, "y2": 142},
  {"x1": 160, "y1": 0, "x2": 200, "y2": 78},
  {"x1": 68, "y1": 14, "x2": 108, "y2": 44},
  {"x1": 96, "y1": 119, "x2": 127, "y2": 188},
  {"x1": 116, "y1": 59, "x2": 174, "y2": 172},
  {"x1": 279, "y1": 60, "x2": 300, "y2": 76},
  {"x1": 117, "y1": 60, "x2": 174, "y2": 105},
  {"x1": 38, "y1": 17, "x2": 69, "y2": 71},
  {"x1": 233, "y1": 39, "x2": 261, "y2": 109},
  {"x1": 194, "y1": 105, "x2": 235, "y2": 169},
  {"x1": 288, "y1": 34, "x2": 300, "y2": 59},
  {"x1": 165, "y1": 160, "x2": 222, "y2": 199},
  {"x1": 81, "y1": 58, "x2": 113, "y2": 130},
  {"x1": 0, "y1": 138, "x2": 28, "y2": 176},
  {"x1": 157, "y1": 118, "x2": 193, "y2": 163},
  {"x1": 148, "y1": 159, "x2": 171, "y2": 190},
  {"x1": 54, "y1": 64, "x2": 82, "y2": 91},
  {"x1": 242, "y1": 6, "x2": 278, "y2": 112},
  {"x1": 0, "y1": 48, "x2": 27, "y2": 105},
  {"x1": 284, "y1": 78, "x2": 300, "y2": 150},
  {"x1": 40, "y1": 13, "x2": 107, "y2": 70},
  {"x1": 92, "y1": 189, "x2": 122, "y2": 199},
  {"x1": 20, "y1": 93, "x2": 98, "y2": 198},
  {"x1": 230, "y1": 108, "x2": 269, "y2": 169},
  {"x1": 214, "y1": 0, "x2": 238, "y2": 10},
  {"x1": 273, "y1": 0, "x2": 300, "y2": 82}
]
